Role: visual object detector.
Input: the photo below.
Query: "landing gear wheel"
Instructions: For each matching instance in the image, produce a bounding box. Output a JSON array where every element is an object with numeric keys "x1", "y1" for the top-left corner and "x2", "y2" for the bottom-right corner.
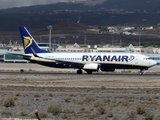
[
  {"x1": 87, "y1": 71, "x2": 92, "y2": 74},
  {"x1": 140, "y1": 71, "x2": 144, "y2": 75},
  {"x1": 139, "y1": 70, "x2": 144, "y2": 75},
  {"x1": 77, "y1": 69, "x2": 82, "y2": 74}
]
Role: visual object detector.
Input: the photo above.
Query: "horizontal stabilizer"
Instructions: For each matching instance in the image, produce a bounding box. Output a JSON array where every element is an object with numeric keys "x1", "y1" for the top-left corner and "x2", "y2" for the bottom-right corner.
[{"x1": 7, "y1": 51, "x2": 31, "y2": 57}]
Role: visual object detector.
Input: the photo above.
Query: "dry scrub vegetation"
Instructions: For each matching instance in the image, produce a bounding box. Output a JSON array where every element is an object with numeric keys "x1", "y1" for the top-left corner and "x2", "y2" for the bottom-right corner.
[{"x1": 0, "y1": 73, "x2": 160, "y2": 119}]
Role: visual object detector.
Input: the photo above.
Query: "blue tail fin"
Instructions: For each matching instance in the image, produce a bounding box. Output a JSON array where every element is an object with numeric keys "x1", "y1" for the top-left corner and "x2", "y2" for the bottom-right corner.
[{"x1": 19, "y1": 26, "x2": 50, "y2": 54}]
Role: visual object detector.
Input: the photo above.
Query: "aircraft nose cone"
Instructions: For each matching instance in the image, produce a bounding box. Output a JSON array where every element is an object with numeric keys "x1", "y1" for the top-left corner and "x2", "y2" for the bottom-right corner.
[{"x1": 151, "y1": 60, "x2": 157, "y2": 66}]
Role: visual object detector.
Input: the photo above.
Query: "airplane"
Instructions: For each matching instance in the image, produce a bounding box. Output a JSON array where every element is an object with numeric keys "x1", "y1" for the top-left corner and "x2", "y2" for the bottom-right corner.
[{"x1": 16, "y1": 26, "x2": 157, "y2": 75}]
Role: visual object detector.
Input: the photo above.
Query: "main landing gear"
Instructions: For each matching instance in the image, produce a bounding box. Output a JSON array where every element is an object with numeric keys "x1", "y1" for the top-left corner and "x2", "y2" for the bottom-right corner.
[
  {"x1": 77, "y1": 69, "x2": 82, "y2": 74},
  {"x1": 139, "y1": 69, "x2": 144, "y2": 75},
  {"x1": 86, "y1": 71, "x2": 92, "y2": 74},
  {"x1": 76, "y1": 69, "x2": 93, "y2": 74},
  {"x1": 140, "y1": 71, "x2": 143, "y2": 75}
]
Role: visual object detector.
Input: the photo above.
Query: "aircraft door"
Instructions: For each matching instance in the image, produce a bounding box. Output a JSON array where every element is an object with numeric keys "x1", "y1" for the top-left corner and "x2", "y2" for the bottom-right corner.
[{"x1": 135, "y1": 56, "x2": 138, "y2": 64}]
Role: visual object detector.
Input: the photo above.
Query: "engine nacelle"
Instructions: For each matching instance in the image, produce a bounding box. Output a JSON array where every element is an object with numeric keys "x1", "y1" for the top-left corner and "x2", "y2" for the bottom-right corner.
[
  {"x1": 83, "y1": 63, "x2": 99, "y2": 71},
  {"x1": 100, "y1": 66, "x2": 115, "y2": 72}
]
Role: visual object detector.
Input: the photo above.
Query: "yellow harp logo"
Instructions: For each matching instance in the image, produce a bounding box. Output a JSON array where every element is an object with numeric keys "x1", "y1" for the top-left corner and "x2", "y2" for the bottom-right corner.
[{"x1": 24, "y1": 36, "x2": 32, "y2": 49}]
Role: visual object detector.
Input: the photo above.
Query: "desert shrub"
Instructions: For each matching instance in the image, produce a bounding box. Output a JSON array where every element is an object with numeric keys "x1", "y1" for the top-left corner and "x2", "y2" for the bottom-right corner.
[
  {"x1": 84, "y1": 109, "x2": 90, "y2": 113},
  {"x1": 34, "y1": 94, "x2": 41, "y2": 97},
  {"x1": 100, "y1": 86, "x2": 106, "y2": 89},
  {"x1": 97, "y1": 107, "x2": 105, "y2": 115},
  {"x1": 63, "y1": 109, "x2": 75, "y2": 114},
  {"x1": 80, "y1": 107, "x2": 85, "y2": 112},
  {"x1": 144, "y1": 112, "x2": 154, "y2": 120},
  {"x1": 93, "y1": 100, "x2": 105, "y2": 107},
  {"x1": 85, "y1": 95, "x2": 96, "y2": 102},
  {"x1": 80, "y1": 107, "x2": 90, "y2": 113},
  {"x1": 136, "y1": 103, "x2": 146, "y2": 114},
  {"x1": 3, "y1": 97, "x2": 15, "y2": 107},
  {"x1": 1, "y1": 110, "x2": 12, "y2": 116},
  {"x1": 47, "y1": 104, "x2": 62, "y2": 115},
  {"x1": 106, "y1": 110, "x2": 113, "y2": 118},
  {"x1": 49, "y1": 93, "x2": 53, "y2": 97},
  {"x1": 87, "y1": 114, "x2": 97, "y2": 119},
  {"x1": 31, "y1": 111, "x2": 47, "y2": 118},
  {"x1": 61, "y1": 114, "x2": 70, "y2": 119},
  {"x1": 18, "y1": 111, "x2": 28, "y2": 116},
  {"x1": 64, "y1": 98, "x2": 70, "y2": 103},
  {"x1": 16, "y1": 93, "x2": 20, "y2": 96},
  {"x1": 127, "y1": 110, "x2": 136, "y2": 119},
  {"x1": 38, "y1": 111, "x2": 48, "y2": 118}
]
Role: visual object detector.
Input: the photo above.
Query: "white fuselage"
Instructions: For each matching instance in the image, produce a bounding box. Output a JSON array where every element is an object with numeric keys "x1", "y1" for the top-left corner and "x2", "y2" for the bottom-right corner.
[{"x1": 26, "y1": 52, "x2": 157, "y2": 69}]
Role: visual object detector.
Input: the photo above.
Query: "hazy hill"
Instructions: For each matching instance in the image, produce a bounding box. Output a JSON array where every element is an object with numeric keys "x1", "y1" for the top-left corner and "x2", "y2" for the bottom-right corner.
[
  {"x1": 0, "y1": 0, "x2": 160, "y2": 32},
  {"x1": 1, "y1": 0, "x2": 160, "y2": 13}
]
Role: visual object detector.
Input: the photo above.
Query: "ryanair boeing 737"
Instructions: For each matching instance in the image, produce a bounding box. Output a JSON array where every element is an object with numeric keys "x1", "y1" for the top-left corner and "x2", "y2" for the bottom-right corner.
[{"x1": 17, "y1": 26, "x2": 157, "y2": 75}]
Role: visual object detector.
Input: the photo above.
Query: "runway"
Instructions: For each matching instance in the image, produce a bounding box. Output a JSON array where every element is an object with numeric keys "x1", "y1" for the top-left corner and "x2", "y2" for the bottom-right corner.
[
  {"x1": 0, "y1": 69, "x2": 160, "y2": 89},
  {"x1": 0, "y1": 71, "x2": 160, "y2": 76},
  {"x1": 0, "y1": 63, "x2": 160, "y2": 80},
  {"x1": 0, "y1": 62, "x2": 160, "y2": 89}
]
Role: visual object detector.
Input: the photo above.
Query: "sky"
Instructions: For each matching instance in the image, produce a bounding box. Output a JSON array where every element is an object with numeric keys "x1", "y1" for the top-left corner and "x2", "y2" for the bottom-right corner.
[{"x1": 0, "y1": 0, "x2": 86, "y2": 9}]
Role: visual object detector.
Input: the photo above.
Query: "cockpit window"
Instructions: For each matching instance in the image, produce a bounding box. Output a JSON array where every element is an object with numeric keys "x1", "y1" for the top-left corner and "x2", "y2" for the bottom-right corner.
[{"x1": 144, "y1": 58, "x2": 151, "y2": 60}]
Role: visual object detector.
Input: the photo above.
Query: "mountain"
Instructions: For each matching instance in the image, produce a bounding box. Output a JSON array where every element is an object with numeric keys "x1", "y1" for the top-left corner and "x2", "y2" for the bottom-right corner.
[
  {"x1": 1, "y1": 0, "x2": 160, "y2": 13},
  {"x1": 0, "y1": 0, "x2": 160, "y2": 32}
]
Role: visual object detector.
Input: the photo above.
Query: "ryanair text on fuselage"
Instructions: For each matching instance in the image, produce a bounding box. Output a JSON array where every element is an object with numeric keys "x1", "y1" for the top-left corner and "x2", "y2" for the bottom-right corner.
[{"x1": 82, "y1": 55, "x2": 135, "y2": 62}]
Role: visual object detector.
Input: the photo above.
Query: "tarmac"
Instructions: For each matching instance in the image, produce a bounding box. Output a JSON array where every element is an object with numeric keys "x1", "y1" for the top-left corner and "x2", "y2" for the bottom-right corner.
[{"x1": 0, "y1": 63, "x2": 159, "y2": 73}]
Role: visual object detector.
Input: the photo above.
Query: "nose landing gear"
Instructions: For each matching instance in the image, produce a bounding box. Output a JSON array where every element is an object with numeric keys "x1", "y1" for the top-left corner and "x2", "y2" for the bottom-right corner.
[
  {"x1": 139, "y1": 69, "x2": 146, "y2": 75},
  {"x1": 139, "y1": 71, "x2": 144, "y2": 75}
]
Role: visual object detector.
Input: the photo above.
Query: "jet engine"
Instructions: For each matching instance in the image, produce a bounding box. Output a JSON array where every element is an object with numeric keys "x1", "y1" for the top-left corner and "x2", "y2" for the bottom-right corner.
[{"x1": 83, "y1": 63, "x2": 99, "y2": 71}]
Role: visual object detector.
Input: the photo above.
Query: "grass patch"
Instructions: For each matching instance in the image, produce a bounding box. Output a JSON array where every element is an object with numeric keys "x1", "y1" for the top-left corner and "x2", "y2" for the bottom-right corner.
[
  {"x1": 3, "y1": 97, "x2": 15, "y2": 107},
  {"x1": 106, "y1": 110, "x2": 113, "y2": 118},
  {"x1": 1, "y1": 110, "x2": 12, "y2": 116},
  {"x1": 31, "y1": 111, "x2": 47, "y2": 118},
  {"x1": 144, "y1": 112, "x2": 154, "y2": 120},
  {"x1": 93, "y1": 100, "x2": 105, "y2": 107},
  {"x1": 100, "y1": 86, "x2": 106, "y2": 89},
  {"x1": 47, "y1": 104, "x2": 62, "y2": 115},
  {"x1": 63, "y1": 109, "x2": 75, "y2": 114},
  {"x1": 18, "y1": 110, "x2": 28, "y2": 116},
  {"x1": 136, "y1": 103, "x2": 146, "y2": 115},
  {"x1": 85, "y1": 95, "x2": 96, "y2": 103}
]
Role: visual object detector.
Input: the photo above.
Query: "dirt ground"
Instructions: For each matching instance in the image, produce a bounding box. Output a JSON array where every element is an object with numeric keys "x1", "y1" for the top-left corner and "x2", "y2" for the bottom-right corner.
[{"x1": 0, "y1": 63, "x2": 160, "y2": 120}]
